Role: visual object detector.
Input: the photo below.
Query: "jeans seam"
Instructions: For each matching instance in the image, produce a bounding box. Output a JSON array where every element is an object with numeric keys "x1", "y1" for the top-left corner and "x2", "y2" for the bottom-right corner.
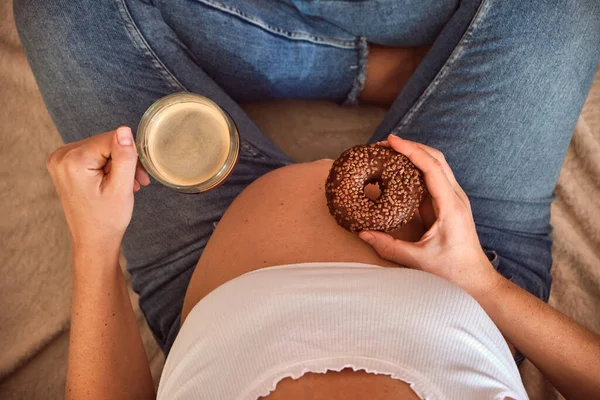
[
  {"x1": 391, "y1": 0, "x2": 492, "y2": 135},
  {"x1": 343, "y1": 37, "x2": 369, "y2": 106},
  {"x1": 114, "y1": 0, "x2": 189, "y2": 93},
  {"x1": 192, "y1": 0, "x2": 357, "y2": 49}
]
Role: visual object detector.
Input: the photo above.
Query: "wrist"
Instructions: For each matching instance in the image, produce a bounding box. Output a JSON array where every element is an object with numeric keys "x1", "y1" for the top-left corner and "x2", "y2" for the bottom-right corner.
[
  {"x1": 466, "y1": 265, "x2": 506, "y2": 302},
  {"x1": 70, "y1": 227, "x2": 125, "y2": 253},
  {"x1": 461, "y1": 251, "x2": 505, "y2": 300},
  {"x1": 71, "y1": 232, "x2": 123, "y2": 257},
  {"x1": 72, "y1": 242, "x2": 122, "y2": 276}
]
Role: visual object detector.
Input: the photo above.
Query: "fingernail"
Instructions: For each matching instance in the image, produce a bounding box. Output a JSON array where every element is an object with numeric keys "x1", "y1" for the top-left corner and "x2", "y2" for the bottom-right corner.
[
  {"x1": 359, "y1": 231, "x2": 375, "y2": 244},
  {"x1": 117, "y1": 127, "x2": 133, "y2": 146}
]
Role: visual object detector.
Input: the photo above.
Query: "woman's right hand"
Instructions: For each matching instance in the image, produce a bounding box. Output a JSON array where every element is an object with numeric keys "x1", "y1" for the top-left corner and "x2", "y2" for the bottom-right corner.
[
  {"x1": 46, "y1": 127, "x2": 150, "y2": 255},
  {"x1": 359, "y1": 135, "x2": 502, "y2": 298}
]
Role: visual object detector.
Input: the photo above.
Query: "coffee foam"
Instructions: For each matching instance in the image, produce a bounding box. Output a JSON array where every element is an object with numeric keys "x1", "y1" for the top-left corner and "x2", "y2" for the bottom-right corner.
[{"x1": 147, "y1": 102, "x2": 230, "y2": 186}]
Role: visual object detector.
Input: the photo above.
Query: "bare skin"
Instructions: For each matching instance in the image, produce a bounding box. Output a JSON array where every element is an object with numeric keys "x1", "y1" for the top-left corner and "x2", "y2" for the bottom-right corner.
[
  {"x1": 359, "y1": 44, "x2": 430, "y2": 107},
  {"x1": 179, "y1": 155, "x2": 508, "y2": 400},
  {"x1": 39, "y1": 33, "x2": 600, "y2": 400},
  {"x1": 49, "y1": 130, "x2": 600, "y2": 400},
  {"x1": 181, "y1": 159, "x2": 424, "y2": 312},
  {"x1": 180, "y1": 43, "x2": 431, "y2": 306},
  {"x1": 262, "y1": 370, "x2": 421, "y2": 400},
  {"x1": 182, "y1": 159, "x2": 425, "y2": 400}
]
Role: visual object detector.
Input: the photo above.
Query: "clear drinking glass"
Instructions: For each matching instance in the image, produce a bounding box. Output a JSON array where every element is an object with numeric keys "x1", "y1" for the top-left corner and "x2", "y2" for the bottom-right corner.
[{"x1": 136, "y1": 93, "x2": 240, "y2": 193}]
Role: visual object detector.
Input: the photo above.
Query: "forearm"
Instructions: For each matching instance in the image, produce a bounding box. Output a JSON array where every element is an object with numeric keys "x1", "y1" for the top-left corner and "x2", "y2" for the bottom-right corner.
[
  {"x1": 472, "y1": 273, "x2": 600, "y2": 399},
  {"x1": 66, "y1": 247, "x2": 155, "y2": 400}
]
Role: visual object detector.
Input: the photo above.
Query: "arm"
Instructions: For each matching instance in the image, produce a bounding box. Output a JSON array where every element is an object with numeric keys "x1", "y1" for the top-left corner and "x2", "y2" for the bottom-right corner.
[
  {"x1": 47, "y1": 127, "x2": 154, "y2": 399},
  {"x1": 360, "y1": 135, "x2": 600, "y2": 399},
  {"x1": 472, "y1": 274, "x2": 600, "y2": 399},
  {"x1": 67, "y1": 248, "x2": 155, "y2": 400}
]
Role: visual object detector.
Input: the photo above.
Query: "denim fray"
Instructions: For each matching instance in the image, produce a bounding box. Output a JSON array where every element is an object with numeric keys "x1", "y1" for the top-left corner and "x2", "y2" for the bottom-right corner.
[{"x1": 343, "y1": 37, "x2": 369, "y2": 106}]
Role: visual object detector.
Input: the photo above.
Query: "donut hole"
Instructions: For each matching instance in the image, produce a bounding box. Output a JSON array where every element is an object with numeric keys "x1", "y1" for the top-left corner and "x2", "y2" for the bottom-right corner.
[{"x1": 364, "y1": 181, "x2": 382, "y2": 201}]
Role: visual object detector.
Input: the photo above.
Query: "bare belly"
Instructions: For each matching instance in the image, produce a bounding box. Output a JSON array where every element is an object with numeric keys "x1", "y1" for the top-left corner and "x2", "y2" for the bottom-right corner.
[
  {"x1": 182, "y1": 159, "x2": 425, "y2": 317},
  {"x1": 261, "y1": 369, "x2": 421, "y2": 400},
  {"x1": 181, "y1": 160, "x2": 425, "y2": 400}
]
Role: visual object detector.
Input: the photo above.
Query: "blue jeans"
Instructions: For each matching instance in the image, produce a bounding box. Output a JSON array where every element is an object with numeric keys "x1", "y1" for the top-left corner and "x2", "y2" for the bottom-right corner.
[{"x1": 15, "y1": 0, "x2": 600, "y2": 363}]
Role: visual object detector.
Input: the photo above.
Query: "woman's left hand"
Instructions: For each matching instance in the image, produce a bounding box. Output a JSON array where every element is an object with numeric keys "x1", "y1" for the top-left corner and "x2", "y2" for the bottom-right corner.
[
  {"x1": 360, "y1": 135, "x2": 501, "y2": 297},
  {"x1": 46, "y1": 127, "x2": 150, "y2": 253}
]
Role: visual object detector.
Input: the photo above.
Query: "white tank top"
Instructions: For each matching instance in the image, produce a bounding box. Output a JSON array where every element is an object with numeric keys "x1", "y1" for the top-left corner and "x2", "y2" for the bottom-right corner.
[{"x1": 158, "y1": 263, "x2": 528, "y2": 399}]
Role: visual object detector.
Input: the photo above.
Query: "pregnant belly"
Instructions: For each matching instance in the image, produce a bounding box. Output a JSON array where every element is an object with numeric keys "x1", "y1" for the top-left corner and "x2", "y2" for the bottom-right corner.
[{"x1": 182, "y1": 159, "x2": 426, "y2": 322}]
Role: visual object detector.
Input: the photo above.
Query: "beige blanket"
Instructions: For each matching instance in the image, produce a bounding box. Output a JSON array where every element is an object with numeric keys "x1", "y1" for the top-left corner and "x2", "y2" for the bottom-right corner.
[{"x1": 1, "y1": 0, "x2": 598, "y2": 397}]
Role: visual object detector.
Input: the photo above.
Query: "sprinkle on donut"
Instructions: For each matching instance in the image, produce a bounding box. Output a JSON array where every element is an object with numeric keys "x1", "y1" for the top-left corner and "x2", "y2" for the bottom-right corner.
[{"x1": 325, "y1": 144, "x2": 426, "y2": 232}]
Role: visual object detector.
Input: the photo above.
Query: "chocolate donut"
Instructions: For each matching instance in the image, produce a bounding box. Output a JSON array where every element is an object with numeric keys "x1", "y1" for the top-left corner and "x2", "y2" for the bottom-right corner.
[{"x1": 325, "y1": 144, "x2": 426, "y2": 232}]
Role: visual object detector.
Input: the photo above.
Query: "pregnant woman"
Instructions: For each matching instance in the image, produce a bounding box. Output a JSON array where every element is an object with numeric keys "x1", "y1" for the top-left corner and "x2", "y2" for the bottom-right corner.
[{"x1": 15, "y1": 0, "x2": 600, "y2": 399}]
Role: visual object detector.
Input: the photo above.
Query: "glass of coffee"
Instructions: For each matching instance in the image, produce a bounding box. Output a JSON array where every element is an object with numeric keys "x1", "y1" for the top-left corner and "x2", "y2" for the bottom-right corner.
[{"x1": 136, "y1": 93, "x2": 240, "y2": 193}]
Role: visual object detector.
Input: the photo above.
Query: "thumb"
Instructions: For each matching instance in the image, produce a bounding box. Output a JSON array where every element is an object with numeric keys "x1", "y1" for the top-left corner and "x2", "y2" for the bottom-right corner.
[
  {"x1": 359, "y1": 231, "x2": 423, "y2": 269},
  {"x1": 107, "y1": 127, "x2": 138, "y2": 192}
]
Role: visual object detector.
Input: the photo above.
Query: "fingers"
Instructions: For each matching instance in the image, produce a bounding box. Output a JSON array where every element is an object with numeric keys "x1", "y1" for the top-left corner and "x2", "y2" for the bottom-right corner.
[
  {"x1": 103, "y1": 158, "x2": 112, "y2": 175},
  {"x1": 413, "y1": 141, "x2": 470, "y2": 208},
  {"x1": 387, "y1": 135, "x2": 456, "y2": 208},
  {"x1": 135, "y1": 160, "x2": 151, "y2": 186},
  {"x1": 412, "y1": 141, "x2": 457, "y2": 186},
  {"x1": 388, "y1": 135, "x2": 470, "y2": 209},
  {"x1": 47, "y1": 130, "x2": 118, "y2": 174},
  {"x1": 419, "y1": 195, "x2": 437, "y2": 228},
  {"x1": 46, "y1": 126, "x2": 149, "y2": 195},
  {"x1": 106, "y1": 127, "x2": 138, "y2": 193},
  {"x1": 97, "y1": 140, "x2": 150, "y2": 193},
  {"x1": 359, "y1": 231, "x2": 422, "y2": 269},
  {"x1": 75, "y1": 131, "x2": 116, "y2": 170}
]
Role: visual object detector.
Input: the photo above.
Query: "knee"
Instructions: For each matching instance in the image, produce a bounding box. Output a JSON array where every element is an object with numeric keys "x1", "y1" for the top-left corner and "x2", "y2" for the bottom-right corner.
[
  {"x1": 526, "y1": 0, "x2": 600, "y2": 43},
  {"x1": 14, "y1": 0, "x2": 68, "y2": 48},
  {"x1": 557, "y1": 0, "x2": 599, "y2": 39},
  {"x1": 491, "y1": 0, "x2": 600, "y2": 42},
  {"x1": 14, "y1": 0, "x2": 102, "y2": 51},
  {"x1": 546, "y1": 1, "x2": 600, "y2": 67},
  {"x1": 489, "y1": 0, "x2": 600, "y2": 75}
]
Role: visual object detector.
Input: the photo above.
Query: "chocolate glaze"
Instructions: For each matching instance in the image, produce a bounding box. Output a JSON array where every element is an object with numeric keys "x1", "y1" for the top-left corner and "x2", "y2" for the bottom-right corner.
[{"x1": 325, "y1": 144, "x2": 426, "y2": 232}]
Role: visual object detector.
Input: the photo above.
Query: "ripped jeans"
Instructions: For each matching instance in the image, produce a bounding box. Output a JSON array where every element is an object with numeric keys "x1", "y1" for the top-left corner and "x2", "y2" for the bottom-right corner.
[{"x1": 15, "y1": 0, "x2": 600, "y2": 362}]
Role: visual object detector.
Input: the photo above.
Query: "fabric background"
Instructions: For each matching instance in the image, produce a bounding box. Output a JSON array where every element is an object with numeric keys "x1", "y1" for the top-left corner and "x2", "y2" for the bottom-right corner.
[{"x1": 1, "y1": 1, "x2": 598, "y2": 398}]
